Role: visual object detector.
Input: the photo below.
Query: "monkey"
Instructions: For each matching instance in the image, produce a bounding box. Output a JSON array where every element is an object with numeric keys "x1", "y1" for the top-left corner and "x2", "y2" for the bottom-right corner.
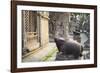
[{"x1": 54, "y1": 38, "x2": 83, "y2": 60}]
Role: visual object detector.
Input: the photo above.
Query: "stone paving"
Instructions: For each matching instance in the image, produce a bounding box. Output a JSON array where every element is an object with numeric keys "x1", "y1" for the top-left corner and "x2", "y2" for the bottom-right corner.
[{"x1": 22, "y1": 43, "x2": 58, "y2": 62}]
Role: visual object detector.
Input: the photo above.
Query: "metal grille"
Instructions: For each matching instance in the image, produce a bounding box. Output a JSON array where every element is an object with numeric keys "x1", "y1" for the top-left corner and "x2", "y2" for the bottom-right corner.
[
  {"x1": 22, "y1": 10, "x2": 40, "y2": 52},
  {"x1": 23, "y1": 11, "x2": 36, "y2": 32},
  {"x1": 24, "y1": 10, "x2": 29, "y2": 32}
]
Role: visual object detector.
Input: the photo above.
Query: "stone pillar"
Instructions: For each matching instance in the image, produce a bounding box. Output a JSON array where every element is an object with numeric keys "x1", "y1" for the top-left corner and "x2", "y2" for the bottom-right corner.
[{"x1": 39, "y1": 12, "x2": 49, "y2": 47}]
